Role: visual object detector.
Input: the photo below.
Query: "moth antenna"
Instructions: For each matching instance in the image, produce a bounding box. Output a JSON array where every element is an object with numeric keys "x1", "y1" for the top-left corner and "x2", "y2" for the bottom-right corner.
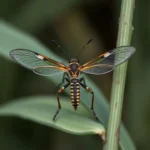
[
  {"x1": 76, "y1": 39, "x2": 93, "y2": 58},
  {"x1": 52, "y1": 40, "x2": 71, "y2": 59}
]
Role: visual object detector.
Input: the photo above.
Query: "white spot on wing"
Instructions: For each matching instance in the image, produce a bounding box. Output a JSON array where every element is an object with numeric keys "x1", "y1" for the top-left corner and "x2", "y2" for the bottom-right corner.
[
  {"x1": 37, "y1": 55, "x2": 44, "y2": 60},
  {"x1": 104, "y1": 52, "x2": 110, "y2": 57}
]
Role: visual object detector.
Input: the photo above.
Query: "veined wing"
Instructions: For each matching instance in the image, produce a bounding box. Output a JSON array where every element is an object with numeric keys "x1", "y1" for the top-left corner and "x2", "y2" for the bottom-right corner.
[
  {"x1": 10, "y1": 49, "x2": 67, "y2": 76},
  {"x1": 81, "y1": 46, "x2": 135, "y2": 75},
  {"x1": 33, "y1": 66, "x2": 67, "y2": 76}
]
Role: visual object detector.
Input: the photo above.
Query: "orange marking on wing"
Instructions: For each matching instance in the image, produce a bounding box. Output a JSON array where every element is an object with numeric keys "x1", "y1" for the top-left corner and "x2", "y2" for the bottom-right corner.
[
  {"x1": 103, "y1": 52, "x2": 108, "y2": 55},
  {"x1": 58, "y1": 67, "x2": 67, "y2": 71},
  {"x1": 35, "y1": 65, "x2": 67, "y2": 72},
  {"x1": 40, "y1": 54, "x2": 47, "y2": 58},
  {"x1": 81, "y1": 64, "x2": 113, "y2": 71},
  {"x1": 39, "y1": 54, "x2": 66, "y2": 68},
  {"x1": 81, "y1": 65, "x2": 93, "y2": 71},
  {"x1": 82, "y1": 53, "x2": 104, "y2": 67}
]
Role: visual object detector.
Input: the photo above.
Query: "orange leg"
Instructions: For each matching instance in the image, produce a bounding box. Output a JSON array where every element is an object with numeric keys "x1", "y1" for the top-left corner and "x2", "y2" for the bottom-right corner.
[
  {"x1": 79, "y1": 79, "x2": 99, "y2": 121},
  {"x1": 53, "y1": 82, "x2": 70, "y2": 121}
]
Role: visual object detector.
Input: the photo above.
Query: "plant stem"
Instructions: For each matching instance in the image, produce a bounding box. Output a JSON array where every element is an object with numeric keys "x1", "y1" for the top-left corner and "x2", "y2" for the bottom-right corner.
[{"x1": 103, "y1": 0, "x2": 135, "y2": 150}]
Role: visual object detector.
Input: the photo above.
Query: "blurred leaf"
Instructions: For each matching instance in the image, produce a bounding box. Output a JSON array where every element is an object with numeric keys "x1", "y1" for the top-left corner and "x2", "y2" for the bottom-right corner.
[
  {"x1": 0, "y1": 20, "x2": 136, "y2": 149},
  {"x1": 0, "y1": 96, "x2": 105, "y2": 138},
  {"x1": 0, "y1": 20, "x2": 57, "y2": 59}
]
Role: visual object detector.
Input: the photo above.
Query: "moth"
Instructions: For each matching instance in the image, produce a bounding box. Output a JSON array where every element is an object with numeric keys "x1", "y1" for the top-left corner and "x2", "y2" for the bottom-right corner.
[{"x1": 10, "y1": 41, "x2": 135, "y2": 121}]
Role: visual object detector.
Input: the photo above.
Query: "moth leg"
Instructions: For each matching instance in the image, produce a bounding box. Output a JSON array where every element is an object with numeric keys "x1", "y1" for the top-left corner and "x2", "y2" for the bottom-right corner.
[
  {"x1": 53, "y1": 81, "x2": 70, "y2": 121},
  {"x1": 79, "y1": 77, "x2": 86, "y2": 85},
  {"x1": 57, "y1": 72, "x2": 69, "y2": 88},
  {"x1": 79, "y1": 80, "x2": 99, "y2": 121}
]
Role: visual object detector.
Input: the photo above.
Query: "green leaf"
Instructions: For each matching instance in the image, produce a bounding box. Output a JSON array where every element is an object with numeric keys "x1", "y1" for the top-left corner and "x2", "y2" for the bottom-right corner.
[
  {"x1": 0, "y1": 96, "x2": 105, "y2": 139},
  {"x1": 0, "y1": 20, "x2": 136, "y2": 149}
]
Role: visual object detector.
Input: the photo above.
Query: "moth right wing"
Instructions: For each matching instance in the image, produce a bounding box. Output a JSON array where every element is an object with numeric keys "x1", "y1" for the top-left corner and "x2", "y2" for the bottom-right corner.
[{"x1": 81, "y1": 46, "x2": 135, "y2": 75}]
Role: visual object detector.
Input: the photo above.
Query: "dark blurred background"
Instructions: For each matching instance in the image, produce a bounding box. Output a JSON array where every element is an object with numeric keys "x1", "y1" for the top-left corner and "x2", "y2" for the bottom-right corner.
[{"x1": 0, "y1": 0, "x2": 149, "y2": 150}]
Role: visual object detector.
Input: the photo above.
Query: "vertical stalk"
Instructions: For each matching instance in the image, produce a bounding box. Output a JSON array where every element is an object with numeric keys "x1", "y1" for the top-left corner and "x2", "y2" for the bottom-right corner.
[{"x1": 103, "y1": 0, "x2": 135, "y2": 150}]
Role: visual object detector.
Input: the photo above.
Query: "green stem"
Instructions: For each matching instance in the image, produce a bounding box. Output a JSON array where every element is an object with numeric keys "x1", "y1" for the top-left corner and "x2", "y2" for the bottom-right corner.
[{"x1": 103, "y1": 0, "x2": 135, "y2": 150}]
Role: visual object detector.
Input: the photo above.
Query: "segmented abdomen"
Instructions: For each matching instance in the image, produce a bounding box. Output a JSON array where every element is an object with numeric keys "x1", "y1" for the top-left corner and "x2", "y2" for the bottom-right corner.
[{"x1": 70, "y1": 79, "x2": 80, "y2": 110}]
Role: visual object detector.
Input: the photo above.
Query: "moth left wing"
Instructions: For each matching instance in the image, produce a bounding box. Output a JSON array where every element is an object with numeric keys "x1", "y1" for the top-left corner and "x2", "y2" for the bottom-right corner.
[
  {"x1": 81, "y1": 46, "x2": 135, "y2": 75},
  {"x1": 33, "y1": 66, "x2": 66, "y2": 76},
  {"x1": 10, "y1": 49, "x2": 67, "y2": 76}
]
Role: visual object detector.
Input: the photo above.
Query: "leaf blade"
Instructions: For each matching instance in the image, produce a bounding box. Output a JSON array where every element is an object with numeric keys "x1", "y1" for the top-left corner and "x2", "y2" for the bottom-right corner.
[{"x1": 0, "y1": 96, "x2": 105, "y2": 137}]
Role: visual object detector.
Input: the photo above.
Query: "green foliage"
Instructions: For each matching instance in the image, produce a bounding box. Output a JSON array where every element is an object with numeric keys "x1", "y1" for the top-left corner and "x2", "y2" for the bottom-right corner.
[
  {"x1": 0, "y1": 96, "x2": 105, "y2": 137},
  {"x1": 103, "y1": 0, "x2": 135, "y2": 149},
  {"x1": 0, "y1": 20, "x2": 135, "y2": 149}
]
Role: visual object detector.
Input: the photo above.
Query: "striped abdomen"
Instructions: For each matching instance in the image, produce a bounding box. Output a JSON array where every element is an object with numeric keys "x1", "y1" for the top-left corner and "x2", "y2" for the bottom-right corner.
[{"x1": 70, "y1": 79, "x2": 80, "y2": 110}]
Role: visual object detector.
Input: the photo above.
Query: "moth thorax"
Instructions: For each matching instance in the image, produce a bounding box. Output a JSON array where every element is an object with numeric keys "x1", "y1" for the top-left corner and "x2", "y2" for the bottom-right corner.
[{"x1": 70, "y1": 63, "x2": 79, "y2": 73}]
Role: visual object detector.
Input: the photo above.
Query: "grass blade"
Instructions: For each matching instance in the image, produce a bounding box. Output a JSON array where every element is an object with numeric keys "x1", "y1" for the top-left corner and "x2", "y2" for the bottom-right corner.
[{"x1": 103, "y1": 0, "x2": 136, "y2": 149}]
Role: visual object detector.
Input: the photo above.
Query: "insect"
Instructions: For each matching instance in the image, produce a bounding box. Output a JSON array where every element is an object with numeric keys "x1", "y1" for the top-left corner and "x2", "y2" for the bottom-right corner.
[{"x1": 9, "y1": 40, "x2": 135, "y2": 121}]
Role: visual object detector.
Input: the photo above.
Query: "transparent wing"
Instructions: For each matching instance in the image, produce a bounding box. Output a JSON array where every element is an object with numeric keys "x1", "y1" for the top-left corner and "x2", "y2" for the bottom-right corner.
[
  {"x1": 33, "y1": 66, "x2": 65, "y2": 76},
  {"x1": 81, "y1": 64, "x2": 114, "y2": 75},
  {"x1": 81, "y1": 46, "x2": 135, "y2": 75},
  {"x1": 10, "y1": 49, "x2": 66, "y2": 69},
  {"x1": 10, "y1": 49, "x2": 67, "y2": 76}
]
